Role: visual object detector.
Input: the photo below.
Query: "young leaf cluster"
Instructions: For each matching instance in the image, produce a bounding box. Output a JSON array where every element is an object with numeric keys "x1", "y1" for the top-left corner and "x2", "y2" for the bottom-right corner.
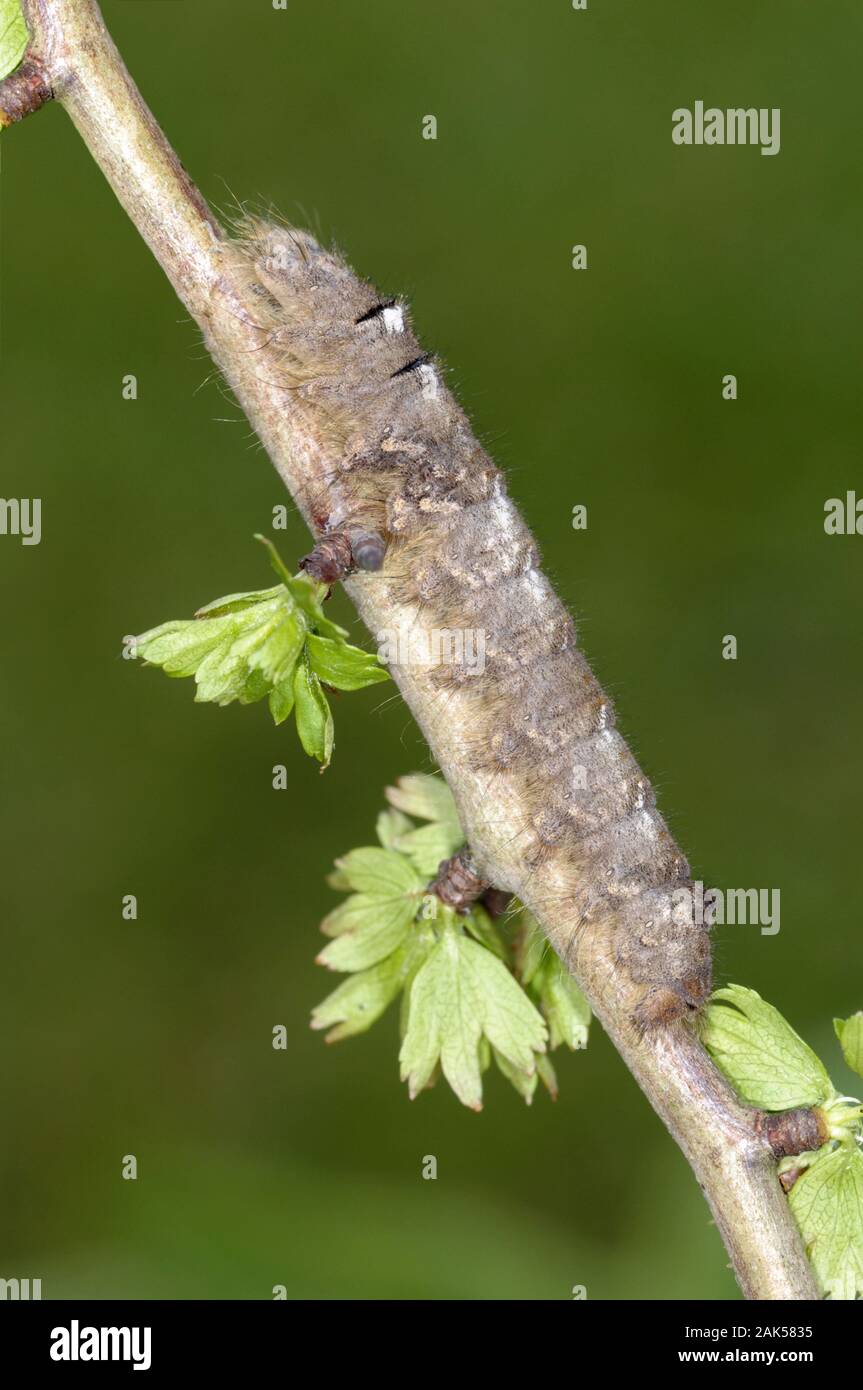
[
  {"x1": 311, "y1": 773, "x2": 591, "y2": 1110},
  {"x1": 134, "y1": 538, "x2": 387, "y2": 768},
  {"x1": 702, "y1": 986, "x2": 863, "y2": 1299},
  {"x1": 0, "y1": 0, "x2": 27, "y2": 86}
]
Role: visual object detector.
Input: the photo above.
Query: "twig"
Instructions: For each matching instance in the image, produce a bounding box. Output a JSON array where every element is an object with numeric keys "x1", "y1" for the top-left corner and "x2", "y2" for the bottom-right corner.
[{"x1": 15, "y1": 0, "x2": 819, "y2": 1299}]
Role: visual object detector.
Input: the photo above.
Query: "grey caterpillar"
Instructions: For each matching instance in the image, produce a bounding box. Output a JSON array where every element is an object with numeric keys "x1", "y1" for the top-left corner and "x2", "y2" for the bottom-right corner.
[{"x1": 230, "y1": 215, "x2": 713, "y2": 1032}]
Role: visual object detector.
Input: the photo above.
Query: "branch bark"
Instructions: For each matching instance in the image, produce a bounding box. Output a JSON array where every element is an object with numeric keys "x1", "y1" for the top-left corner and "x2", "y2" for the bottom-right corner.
[{"x1": 16, "y1": 0, "x2": 819, "y2": 1299}]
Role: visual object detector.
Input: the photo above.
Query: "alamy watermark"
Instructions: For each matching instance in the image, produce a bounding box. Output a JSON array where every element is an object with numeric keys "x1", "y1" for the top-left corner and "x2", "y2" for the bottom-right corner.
[
  {"x1": 824, "y1": 492, "x2": 863, "y2": 535},
  {"x1": 672, "y1": 881, "x2": 780, "y2": 936},
  {"x1": 377, "y1": 626, "x2": 486, "y2": 677},
  {"x1": 0, "y1": 497, "x2": 41, "y2": 545},
  {"x1": 672, "y1": 103, "x2": 780, "y2": 157},
  {"x1": 0, "y1": 1276, "x2": 41, "y2": 1300},
  {"x1": 50, "y1": 1322, "x2": 151, "y2": 1371}
]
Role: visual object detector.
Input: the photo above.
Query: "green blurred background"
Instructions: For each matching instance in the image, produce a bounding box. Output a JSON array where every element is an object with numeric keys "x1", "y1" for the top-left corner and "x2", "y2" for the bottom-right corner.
[{"x1": 1, "y1": 0, "x2": 861, "y2": 1299}]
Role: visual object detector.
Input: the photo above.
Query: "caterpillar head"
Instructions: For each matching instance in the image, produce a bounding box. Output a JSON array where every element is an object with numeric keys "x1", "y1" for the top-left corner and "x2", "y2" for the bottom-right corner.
[{"x1": 617, "y1": 887, "x2": 713, "y2": 1033}]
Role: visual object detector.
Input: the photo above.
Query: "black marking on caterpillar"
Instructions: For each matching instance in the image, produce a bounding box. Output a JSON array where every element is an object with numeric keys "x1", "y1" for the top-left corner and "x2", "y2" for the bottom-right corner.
[
  {"x1": 391, "y1": 353, "x2": 432, "y2": 379},
  {"x1": 229, "y1": 213, "x2": 714, "y2": 1030},
  {"x1": 355, "y1": 299, "x2": 397, "y2": 325}
]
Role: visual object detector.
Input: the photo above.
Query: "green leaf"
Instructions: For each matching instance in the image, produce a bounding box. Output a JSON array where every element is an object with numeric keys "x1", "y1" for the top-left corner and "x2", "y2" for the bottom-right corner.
[
  {"x1": 193, "y1": 636, "x2": 250, "y2": 705},
  {"x1": 315, "y1": 794, "x2": 583, "y2": 1108},
  {"x1": 515, "y1": 914, "x2": 591, "y2": 1052},
  {"x1": 0, "y1": 0, "x2": 27, "y2": 86},
  {"x1": 137, "y1": 590, "x2": 304, "y2": 705},
  {"x1": 535, "y1": 956, "x2": 590, "y2": 1051},
  {"x1": 375, "y1": 808, "x2": 413, "y2": 851},
  {"x1": 535, "y1": 1052, "x2": 560, "y2": 1100},
  {"x1": 331, "y1": 847, "x2": 421, "y2": 897},
  {"x1": 385, "y1": 774, "x2": 461, "y2": 830},
  {"x1": 286, "y1": 571, "x2": 348, "y2": 641},
  {"x1": 515, "y1": 923, "x2": 547, "y2": 988},
  {"x1": 539, "y1": 963, "x2": 591, "y2": 1052},
  {"x1": 321, "y1": 892, "x2": 396, "y2": 938},
  {"x1": 256, "y1": 534, "x2": 347, "y2": 638},
  {"x1": 136, "y1": 615, "x2": 238, "y2": 679},
  {"x1": 325, "y1": 865, "x2": 352, "y2": 893},
  {"x1": 194, "y1": 584, "x2": 284, "y2": 617},
  {"x1": 463, "y1": 903, "x2": 507, "y2": 960},
  {"x1": 268, "y1": 677, "x2": 295, "y2": 726},
  {"x1": 493, "y1": 1046, "x2": 539, "y2": 1105},
  {"x1": 312, "y1": 925, "x2": 436, "y2": 1043},
  {"x1": 317, "y1": 897, "x2": 418, "y2": 972},
  {"x1": 240, "y1": 666, "x2": 271, "y2": 706},
  {"x1": 493, "y1": 1040, "x2": 559, "y2": 1103},
  {"x1": 306, "y1": 633, "x2": 389, "y2": 692},
  {"x1": 835, "y1": 1013, "x2": 863, "y2": 1081},
  {"x1": 399, "y1": 920, "x2": 547, "y2": 1111},
  {"x1": 392, "y1": 821, "x2": 465, "y2": 876},
  {"x1": 136, "y1": 539, "x2": 380, "y2": 764},
  {"x1": 492, "y1": 1039, "x2": 562, "y2": 1104},
  {"x1": 230, "y1": 604, "x2": 305, "y2": 685},
  {"x1": 383, "y1": 774, "x2": 464, "y2": 872},
  {"x1": 701, "y1": 985, "x2": 834, "y2": 1110},
  {"x1": 311, "y1": 947, "x2": 409, "y2": 1042},
  {"x1": 292, "y1": 658, "x2": 334, "y2": 768},
  {"x1": 255, "y1": 532, "x2": 296, "y2": 588},
  {"x1": 788, "y1": 1145, "x2": 863, "y2": 1299}
]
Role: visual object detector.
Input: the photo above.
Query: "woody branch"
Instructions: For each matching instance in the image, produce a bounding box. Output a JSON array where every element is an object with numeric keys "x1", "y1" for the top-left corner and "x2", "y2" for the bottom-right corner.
[{"x1": 13, "y1": 0, "x2": 818, "y2": 1300}]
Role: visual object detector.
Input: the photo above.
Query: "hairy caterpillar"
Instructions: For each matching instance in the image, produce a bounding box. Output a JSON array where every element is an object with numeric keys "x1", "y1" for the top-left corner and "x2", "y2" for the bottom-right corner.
[{"x1": 228, "y1": 215, "x2": 713, "y2": 1031}]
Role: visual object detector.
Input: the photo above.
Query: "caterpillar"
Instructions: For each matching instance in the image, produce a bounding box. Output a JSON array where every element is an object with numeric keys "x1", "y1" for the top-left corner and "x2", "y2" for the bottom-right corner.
[{"x1": 228, "y1": 215, "x2": 713, "y2": 1032}]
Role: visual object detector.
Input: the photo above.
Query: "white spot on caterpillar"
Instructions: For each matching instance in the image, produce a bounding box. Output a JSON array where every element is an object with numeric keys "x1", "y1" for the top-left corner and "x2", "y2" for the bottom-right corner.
[
  {"x1": 417, "y1": 362, "x2": 440, "y2": 400},
  {"x1": 382, "y1": 305, "x2": 405, "y2": 335},
  {"x1": 524, "y1": 569, "x2": 546, "y2": 603}
]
